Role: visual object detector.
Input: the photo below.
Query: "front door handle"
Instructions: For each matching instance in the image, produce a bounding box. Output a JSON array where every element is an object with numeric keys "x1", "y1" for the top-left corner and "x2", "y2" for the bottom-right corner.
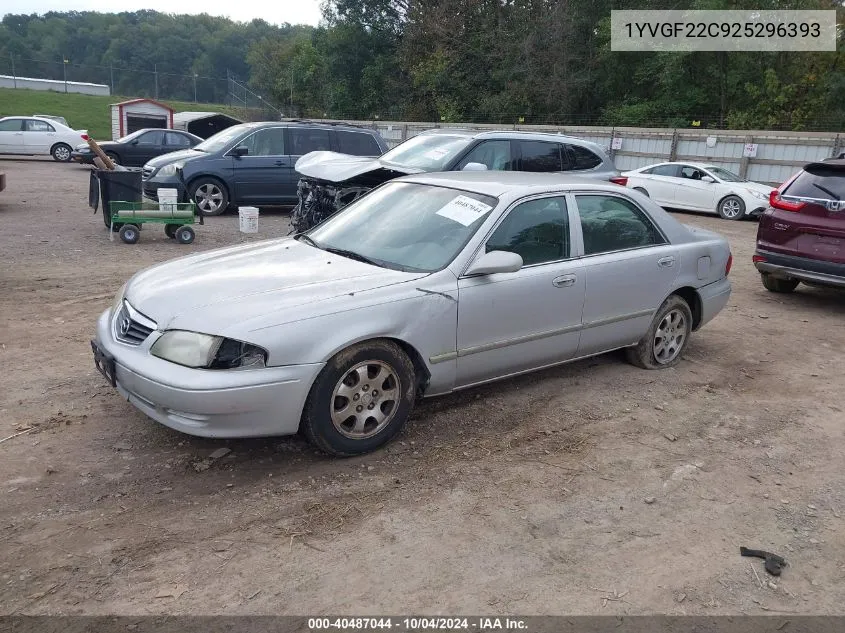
[
  {"x1": 552, "y1": 274, "x2": 577, "y2": 288},
  {"x1": 658, "y1": 256, "x2": 675, "y2": 268}
]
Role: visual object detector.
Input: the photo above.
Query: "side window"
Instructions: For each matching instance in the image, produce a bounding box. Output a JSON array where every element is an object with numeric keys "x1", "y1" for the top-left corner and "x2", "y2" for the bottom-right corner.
[
  {"x1": 289, "y1": 128, "x2": 331, "y2": 155},
  {"x1": 165, "y1": 132, "x2": 191, "y2": 147},
  {"x1": 137, "y1": 130, "x2": 165, "y2": 145},
  {"x1": 337, "y1": 131, "x2": 381, "y2": 156},
  {"x1": 239, "y1": 128, "x2": 285, "y2": 156},
  {"x1": 486, "y1": 196, "x2": 569, "y2": 266},
  {"x1": 456, "y1": 140, "x2": 514, "y2": 171},
  {"x1": 26, "y1": 119, "x2": 54, "y2": 132},
  {"x1": 576, "y1": 195, "x2": 665, "y2": 256},
  {"x1": 518, "y1": 141, "x2": 563, "y2": 172},
  {"x1": 0, "y1": 119, "x2": 24, "y2": 132},
  {"x1": 679, "y1": 165, "x2": 705, "y2": 180},
  {"x1": 567, "y1": 144, "x2": 602, "y2": 170},
  {"x1": 647, "y1": 164, "x2": 681, "y2": 177}
]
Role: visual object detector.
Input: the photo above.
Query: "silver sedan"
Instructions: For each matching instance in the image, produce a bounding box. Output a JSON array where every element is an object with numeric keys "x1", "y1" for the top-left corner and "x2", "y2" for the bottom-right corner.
[{"x1": 92, "y1": 172, "x2": 732, "y2": 455}]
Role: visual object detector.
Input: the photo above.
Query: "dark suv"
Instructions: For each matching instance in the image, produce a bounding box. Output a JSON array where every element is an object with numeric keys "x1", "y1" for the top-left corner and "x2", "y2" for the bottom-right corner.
[
  {"x1": 142, "y1": 121, "x2": 388, "y2": 215},
  {"x1": 754, "y1": 159, "x2": 845, "y2": 292}
]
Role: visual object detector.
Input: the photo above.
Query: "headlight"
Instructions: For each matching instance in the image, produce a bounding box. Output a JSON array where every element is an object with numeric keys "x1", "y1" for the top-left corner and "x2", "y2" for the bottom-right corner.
[
  {"x1": 750, "y1": 190, "x2": 768, "y2": 201},
  {"x1": 111, "y1": 283, "x2": 127, "y2": 318},
  {"x1": 157, "y1": 162, "x2": 184, "y2": 177},
  {"x1": 150, "y1": 331, "x2": 267, "y2": 370}
]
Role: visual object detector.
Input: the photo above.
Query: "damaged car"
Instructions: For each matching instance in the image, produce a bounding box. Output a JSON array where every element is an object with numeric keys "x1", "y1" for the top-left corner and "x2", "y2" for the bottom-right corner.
[{"x1": 291, "y1": 129, "x2": 625, "y2": 232}]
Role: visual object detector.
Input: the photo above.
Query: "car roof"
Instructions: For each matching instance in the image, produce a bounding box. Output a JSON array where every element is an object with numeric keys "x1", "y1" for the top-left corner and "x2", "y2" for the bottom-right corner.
[
  {"x1": 810, "y1": 158, "x2": 845, "y2": 169},
  {"x1": 419, "y1": 128, "x2": 605, "y2": 147},
  {"x1": 259, "y1": 120, "x2": 377, "y2": 133},
  {"x1": 396, "y1": 170, "x2": 623, "y2": 197}
]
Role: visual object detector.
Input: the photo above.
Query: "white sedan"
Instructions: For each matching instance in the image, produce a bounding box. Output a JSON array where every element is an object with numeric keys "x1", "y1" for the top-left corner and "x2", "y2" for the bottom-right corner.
[
  {"x1": 622, "y1": 162, "x2": 773, "y2": 220},
  {"x1": 0, "y1": 116, "x2": 88, "y2": 162}
]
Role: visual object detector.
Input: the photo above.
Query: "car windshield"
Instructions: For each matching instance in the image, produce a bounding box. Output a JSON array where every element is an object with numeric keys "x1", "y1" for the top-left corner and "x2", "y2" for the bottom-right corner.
[
  {"x1": 707, "y1": 167, "x2": 745, "y2": 182},
  {"x1": 379, "y1": 134, "x2": 473, "y2": 170},
  {"x1": 193, "y1": 124, "x2": 253, "y2": 153},
  {"x1": 305, "y1": 182, "x2": 497, "y2": 272}
]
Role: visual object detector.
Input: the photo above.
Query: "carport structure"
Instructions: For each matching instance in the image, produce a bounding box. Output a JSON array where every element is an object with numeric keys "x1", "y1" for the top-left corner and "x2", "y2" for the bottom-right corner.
[{"x1": 172, "y1": 111, "x2": 242, "y2": 139}]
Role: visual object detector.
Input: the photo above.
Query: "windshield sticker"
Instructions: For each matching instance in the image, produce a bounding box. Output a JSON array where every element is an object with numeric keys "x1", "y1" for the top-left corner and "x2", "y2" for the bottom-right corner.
[
  {"x1": 435, "y1": 195, "x2": 493, "y2": 227},
  {"x1": 423, "y1": 148, "x2": 450, "y2": 160}
]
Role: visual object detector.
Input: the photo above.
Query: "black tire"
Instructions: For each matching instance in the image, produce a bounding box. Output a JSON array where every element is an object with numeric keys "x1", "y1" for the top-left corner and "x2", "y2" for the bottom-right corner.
[
  {"x1": 118, "y1": 224, "x2": 140, "y2": 244},
  {"x1": 718, "y1": 195, "x2": 745, "y2": 220},
  {"x1": 633, "y1": 187, "x2": 649, "y2": 197},
  {"x1": 626, "y1": 295, "x2": 693, "y2": 370},
  {"x1": 175, "y1": 226, "x2": 195, "y2": 244},
  {"x1": 189, "y1": 177, "x2": 229, "y2": 216},
  {"x1": 165, "y1": 224, "x2": 178, "y2": 239},
  {"x1": 105, "y1": 152, "x2": 120, "y2": 165},
  {"x1": 761, "y1": 273, "x2": 799, "y2": 293},
  {"x1": 301, "y1": 340, "x2": 415, "y2": 456},
  {"x1": 51, "y1": 143, "x2": 72, "y2": 162}
]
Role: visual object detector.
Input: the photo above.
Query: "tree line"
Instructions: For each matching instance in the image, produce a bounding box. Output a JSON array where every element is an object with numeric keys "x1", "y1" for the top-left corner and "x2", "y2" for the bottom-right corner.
[{"x1": 2, "y1": 1, "x2": 843, "y2": 130}]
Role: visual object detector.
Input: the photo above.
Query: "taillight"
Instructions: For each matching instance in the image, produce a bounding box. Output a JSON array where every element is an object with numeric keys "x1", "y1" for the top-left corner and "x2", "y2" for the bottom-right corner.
[
  {"x1": 752, "y1": 254, "x2": 766, "y2": 264},
  {"x1": 725, "y1": 253, "x2": 733, "y2": 276},
  {"x1": 769, "y1": 189, "x2": 805, "y2": 212},
  {"x1": 81, "y1": 133, "x2": 89, "y2": 140},
  {"x1": 610, "y1": 176, "x2": 628, "y2": 186}
]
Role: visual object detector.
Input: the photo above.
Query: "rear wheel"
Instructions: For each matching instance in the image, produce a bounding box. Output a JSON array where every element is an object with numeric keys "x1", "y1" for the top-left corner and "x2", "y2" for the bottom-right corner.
[
  {"x1": 761, "y1": 273, "x2": 799, "y2": 293},
  {"x1": 51, "y1": 143, "x2": 72, "y2": 162},
  {"x1": 718, "y1": 195, "x2": 745, "y2": 220},
  {"x1": 165, "y1": 224, "x2": 178, "y2": 239},
  {"x1": 301, "y1": 340, "x2": 415, "y2": 456},
  {"x1": 633, "y1": 187, "x2": 649, "y2": 197},
  {"x1": 626, "y1": 295, "x2": 692, "y2": 369},
  {"x1": 175, "y1": 225, "x2": 195, "y2": 244},
  {"x1": 118, "y1": 224, "x2": 140, "y2": 244}
]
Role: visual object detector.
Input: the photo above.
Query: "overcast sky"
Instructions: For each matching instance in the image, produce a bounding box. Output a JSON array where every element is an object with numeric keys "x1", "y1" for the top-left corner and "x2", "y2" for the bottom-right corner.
[{"x1": 1, "y1": 0, "x2": 322, "y2": 26}]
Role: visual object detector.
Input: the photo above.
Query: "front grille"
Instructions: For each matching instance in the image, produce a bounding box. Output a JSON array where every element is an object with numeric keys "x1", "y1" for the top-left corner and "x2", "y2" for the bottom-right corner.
[
  {"x1": 142, "y1": 167, "x2": 154, "y2": 180},
  {"x1": 114, "y1": 301, "x2": 156, "y2": 345}
]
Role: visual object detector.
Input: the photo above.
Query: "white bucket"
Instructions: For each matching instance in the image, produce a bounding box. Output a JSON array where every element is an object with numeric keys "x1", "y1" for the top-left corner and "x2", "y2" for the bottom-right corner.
[
  {"x1": 158, "y1": 188, "x2": 178, "y2": 215},
  {"x1": 238, "y1": 206, "x2": 259, "y2": 234}
]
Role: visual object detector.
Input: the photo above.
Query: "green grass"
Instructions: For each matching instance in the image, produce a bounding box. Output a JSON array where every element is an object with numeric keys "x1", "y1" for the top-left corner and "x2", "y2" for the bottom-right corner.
[{"x1": 0, "y1": 87, "x2": 251, "y2": 140}]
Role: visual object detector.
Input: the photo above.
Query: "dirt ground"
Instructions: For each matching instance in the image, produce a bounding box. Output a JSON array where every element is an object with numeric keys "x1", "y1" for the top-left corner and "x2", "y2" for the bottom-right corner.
[{"x1": 1, "y1": 157, "x2": 844, "y2": 616}]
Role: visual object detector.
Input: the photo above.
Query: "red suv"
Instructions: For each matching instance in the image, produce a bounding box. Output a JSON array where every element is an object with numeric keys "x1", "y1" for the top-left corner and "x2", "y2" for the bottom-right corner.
[{"x1": 753, "y1": 160, "x2": 845, "y2": 292}]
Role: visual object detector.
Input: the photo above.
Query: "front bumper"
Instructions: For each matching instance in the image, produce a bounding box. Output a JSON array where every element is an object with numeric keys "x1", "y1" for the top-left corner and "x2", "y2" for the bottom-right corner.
[
  {"x1": 143, "y1": 174, "x2": 184, "y2": 201},
  {"x1": 93, "y1": 309, "x2": 324, "y2": 438},
  {"x1": 754, "y1": 249, "x2": 845, "y2": 288},
  {"x1": 696, "y1": 277, "x2": 732, "y2": 330}
]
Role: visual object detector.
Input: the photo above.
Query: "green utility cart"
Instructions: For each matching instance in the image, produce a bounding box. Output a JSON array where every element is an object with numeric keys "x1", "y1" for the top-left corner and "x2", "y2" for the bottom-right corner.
[{"x1": 108, "y1": 201, "x2": 203, "y2": 245}]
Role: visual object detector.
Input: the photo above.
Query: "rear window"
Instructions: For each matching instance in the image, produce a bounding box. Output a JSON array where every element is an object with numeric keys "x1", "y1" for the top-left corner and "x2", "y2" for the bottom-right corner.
[
  {"x1": 784, "y1": 166, "x2": 845, "y2": 201},
  {"x1": 289, "y1": 128, "x2": 332, "y2": 155},
  {"x1": 337, "y1": 131, "x2": 381, "y2": 156},
  {"x1": 568, "y1": 145, "x2": 603, "y2": 170},
  {"x1": 519, "y1": 141, "x2": 563, "y2": 172}
]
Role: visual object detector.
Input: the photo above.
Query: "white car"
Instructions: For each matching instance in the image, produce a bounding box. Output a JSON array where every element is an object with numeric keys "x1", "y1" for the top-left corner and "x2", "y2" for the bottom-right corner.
[
  {"x1": 0, "y1": 115, "x2": 88, "y2": 162},
  {"x1": 622, "y1": 162, "x2": 773, "y2": 220}
]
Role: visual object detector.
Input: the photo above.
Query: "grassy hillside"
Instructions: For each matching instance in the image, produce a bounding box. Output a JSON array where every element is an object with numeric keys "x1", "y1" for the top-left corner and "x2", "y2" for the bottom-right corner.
[{"x1": 0, "y1": 88, "x2": 256, "y2": 140}]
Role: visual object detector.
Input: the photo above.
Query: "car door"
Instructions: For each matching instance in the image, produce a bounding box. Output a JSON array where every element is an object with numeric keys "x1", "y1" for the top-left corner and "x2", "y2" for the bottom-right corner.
[
  {"x1": 574, "y1": 193, "x2": 679, "y2": 356},
  {"x1": 22, "y1": 119, "x2": 56, "y2": 154},
  {"x1": 288, "y1": 127, "x2": 333, "y2": 201},
  {"x1": 673, "y1": 165, "x2": 717, "y2": 211},
  {"x1": 637, "y1": 164, "x2": 682, "y2": 206},
  {"x1": 456, "y1": 195, "x2": 586, "y2": 387},
  {"x1": 231, "y1": 126, "x2": 289, "y2": 204},
  {"x1": 126, "y1": 130, "x2": 167, "y2": 166},
  {"x1": 0, "y1": 118, "x2": 26, "y2": 154}
]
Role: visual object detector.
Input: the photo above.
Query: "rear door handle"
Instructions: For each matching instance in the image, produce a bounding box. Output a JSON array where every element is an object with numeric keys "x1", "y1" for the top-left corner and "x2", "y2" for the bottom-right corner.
[
  {"x1": 658, "y1": 256, "x2": 675, "y2": 268},
  {"x1": 274, "y1": 160, "x2": 288, "y2": 167},
  {"x1": 552, "y1": 274, "x2": 577, "y2": 288}
]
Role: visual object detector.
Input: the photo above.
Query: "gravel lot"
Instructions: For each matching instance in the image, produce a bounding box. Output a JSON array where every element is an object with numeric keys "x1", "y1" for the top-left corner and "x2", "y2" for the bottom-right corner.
[{"x1": 1, "y1": 157, "x2": 844, "y2": 615}]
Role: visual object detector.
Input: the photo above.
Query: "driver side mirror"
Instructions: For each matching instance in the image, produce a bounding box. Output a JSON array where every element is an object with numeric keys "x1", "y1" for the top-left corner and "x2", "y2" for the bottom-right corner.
[
  {"x1": 465, "y1": 250, "x2": 523, "y2": 276},
  {"x1": 701, "y1": 175, "x2": 715, "y2": 183},
  {"x1": 462, "y1": 162, "x2": 488, "y2": 171},
  {"x1": 232, "y1": 146, "x2": 249, "y2": 157},
  {"x1": 130, "y1": 139, "x2": 139, "y2": 145}
]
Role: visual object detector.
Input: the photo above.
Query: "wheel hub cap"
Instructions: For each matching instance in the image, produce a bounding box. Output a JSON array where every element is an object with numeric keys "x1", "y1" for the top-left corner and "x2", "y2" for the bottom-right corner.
[
  {"x1": 653, "y1": 309, "x2": 687, "y2": 364},
  {"x1": 331, "y1": 361, "x2": 400, "y2": 439}
]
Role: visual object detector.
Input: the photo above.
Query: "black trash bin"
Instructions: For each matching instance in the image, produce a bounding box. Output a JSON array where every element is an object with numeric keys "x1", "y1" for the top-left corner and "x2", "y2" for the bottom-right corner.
[{"x1": 89, "y1": 168, "x2": 142, "y2": 229}]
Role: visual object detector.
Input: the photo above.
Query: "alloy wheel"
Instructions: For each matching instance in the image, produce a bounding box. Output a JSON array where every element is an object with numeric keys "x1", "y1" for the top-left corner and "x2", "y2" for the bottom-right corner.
[{"x1": 330, "y1": 361, "x2": 401, "y2": 439}]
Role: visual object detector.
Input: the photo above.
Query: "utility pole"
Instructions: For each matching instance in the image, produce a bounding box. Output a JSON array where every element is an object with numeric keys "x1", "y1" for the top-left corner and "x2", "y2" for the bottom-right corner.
[
  {"x1": 154, "y1": 63, "x2": 158, "y2": 99},
  {"x1": 10, "y1": 53, "x2": 16, "y2": 88},
  {"x1": 63, "y1": 57, "x2": 68, "y2": 93},
  {"x1": 193, "y1": 73, "x2": 198, "y2": 103},
  {"x1": 110, "y1": 63, "x2": 114, "y2": 95}
]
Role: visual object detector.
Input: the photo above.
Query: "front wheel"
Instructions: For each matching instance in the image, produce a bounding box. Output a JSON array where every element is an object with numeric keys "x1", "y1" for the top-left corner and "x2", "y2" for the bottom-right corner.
[
  {"x1": 51, "y1": 143, "x2": 72, "y2": 162},
  {"x1": 761, "y1": 273, "x2": 799, "y2": 293},
  {"x1": 718, "y1": 195, "x2": 745, "y2": 220},
  {"x1": 118, "y1": 224, "x2": 140, "y2": 244},
  {"x1": 301, "y1": 340, "x2": 416, "y2": 456},
  {"x1": 189, "y1": 178, "x2": 229, "y2": 216},
  {"x1": 626, "y1": 295, "x2": 693, "y2": 369},
  {"x1": 175, "y1": 225, "x2": 195, "y2": 244}
]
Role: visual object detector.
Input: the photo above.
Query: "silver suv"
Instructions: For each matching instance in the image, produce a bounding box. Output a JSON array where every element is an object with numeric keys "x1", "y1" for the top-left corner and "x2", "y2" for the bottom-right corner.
[{"x1": 292, "y1": 129, "x2": 624, "y2": 231}]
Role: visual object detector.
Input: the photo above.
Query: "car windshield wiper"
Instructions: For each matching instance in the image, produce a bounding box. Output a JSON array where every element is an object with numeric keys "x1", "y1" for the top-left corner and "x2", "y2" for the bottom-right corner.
[
  {"x1": 812, "y1": 182, "x2": 840, "y2": 200},
  {"x1": 295, "y1": 233, "x2": 321, "y2": 248},
  {"x1": 322, "y1": 246, "x2": 382, "y2": 267}
]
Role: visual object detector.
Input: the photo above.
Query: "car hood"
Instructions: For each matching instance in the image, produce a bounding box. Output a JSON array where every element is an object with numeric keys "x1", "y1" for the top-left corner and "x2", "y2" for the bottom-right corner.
[
  {"x1": 75, "y1": 140, "x2": 117, "y2": 151},
  {"x1": 145, "y1": 148, "x2": 206, "y2": 168},
  {"x1": 124, "y1": 238, "x2": 428, "y2": 336},
  {"x1": 296, "y1": 151, "x2": 423, "y2": 185}
]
